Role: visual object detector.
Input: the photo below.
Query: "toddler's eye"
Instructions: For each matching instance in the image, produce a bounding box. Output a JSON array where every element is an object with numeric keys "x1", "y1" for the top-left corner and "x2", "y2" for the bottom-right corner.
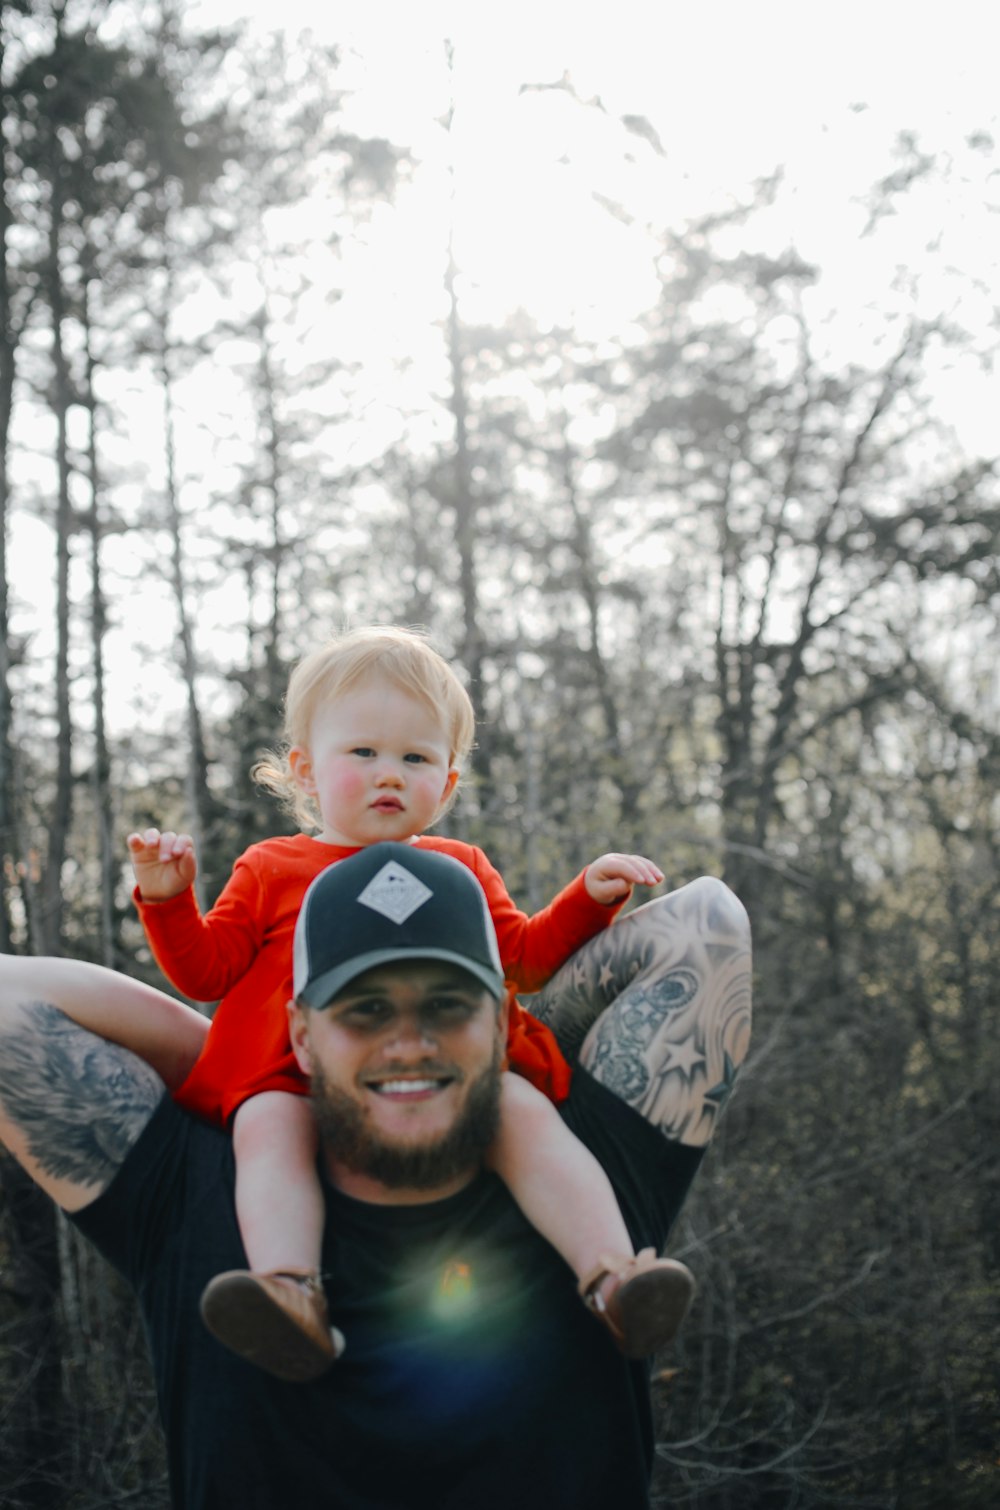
[
  {"x1": 350, "y1": 747, "x2": 376, "y2": 758},
  {"x1": 404, "y1": 753, "x2": 428, "y2": 764}
]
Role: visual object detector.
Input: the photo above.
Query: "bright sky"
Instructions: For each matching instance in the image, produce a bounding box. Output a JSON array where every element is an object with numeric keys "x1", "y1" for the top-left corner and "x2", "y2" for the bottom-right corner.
[
  {"x1": 12, "y1": 0, "x2": 1000, "y2": 741},
  {"x1": 185, "y1": 0, "x2": 999, "y2": 444},
  {"x1": 193, "y1": 0, "x2": 1000, "y2": 125},
  {"x1": 190, "y1": 0, "x2": 1000, "y2": 182}
]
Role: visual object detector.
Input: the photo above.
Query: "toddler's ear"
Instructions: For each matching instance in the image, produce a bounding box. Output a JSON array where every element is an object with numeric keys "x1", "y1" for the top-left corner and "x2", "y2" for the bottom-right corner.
[{"x1": 289, "y1": 747, "x2": 316, "y2": 794}]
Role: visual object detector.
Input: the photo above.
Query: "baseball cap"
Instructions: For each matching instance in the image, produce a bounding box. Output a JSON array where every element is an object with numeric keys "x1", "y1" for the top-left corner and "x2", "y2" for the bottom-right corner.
[{"x1": 292, "y1": 843, "x2": 506, "y2": 1008}]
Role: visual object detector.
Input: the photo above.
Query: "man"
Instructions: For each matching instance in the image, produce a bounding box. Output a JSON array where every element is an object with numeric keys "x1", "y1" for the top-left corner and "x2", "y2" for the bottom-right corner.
[{"x1": 0, "y1": 843, "x2": 751, "y2": 1509}]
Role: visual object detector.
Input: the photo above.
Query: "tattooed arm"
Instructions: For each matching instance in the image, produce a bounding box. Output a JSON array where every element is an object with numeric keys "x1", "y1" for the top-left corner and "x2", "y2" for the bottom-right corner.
[
  {"x1": 0, "y1": 956, "x2": 199, "y2": 1212},
  {"x1": 531, "y1": 876, "x2": 752, "y2": 1148}
]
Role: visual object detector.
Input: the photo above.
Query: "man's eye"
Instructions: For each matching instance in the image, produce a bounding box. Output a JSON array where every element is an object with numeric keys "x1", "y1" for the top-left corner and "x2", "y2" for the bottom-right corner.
[
  {"x1": 343, "y1": 1001, "x2": 389, "y2": 1025},
  {"x1": 426, "y1": 998, "x2": 474, "y2": 1021}
]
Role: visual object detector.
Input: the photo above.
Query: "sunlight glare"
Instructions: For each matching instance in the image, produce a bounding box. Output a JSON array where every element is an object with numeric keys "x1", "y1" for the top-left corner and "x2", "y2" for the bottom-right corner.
[{"x1": 448, "y1": 90, "x2": 658, "y2": 331}]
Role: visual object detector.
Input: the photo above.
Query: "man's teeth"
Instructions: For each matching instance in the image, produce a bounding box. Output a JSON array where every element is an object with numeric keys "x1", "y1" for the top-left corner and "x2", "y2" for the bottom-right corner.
[{"x1": 374, "y1": 1079, "x2": 441, "y2": 1094}]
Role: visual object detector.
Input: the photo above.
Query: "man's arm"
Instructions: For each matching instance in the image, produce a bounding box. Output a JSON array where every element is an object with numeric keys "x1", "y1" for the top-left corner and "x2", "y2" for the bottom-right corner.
[
  {"x1": 0, "y1": 960, "x2": 179, "y2": 1212},
  {"x1": 531, "y1": 876, "x2": 752, "y2": 1147}
]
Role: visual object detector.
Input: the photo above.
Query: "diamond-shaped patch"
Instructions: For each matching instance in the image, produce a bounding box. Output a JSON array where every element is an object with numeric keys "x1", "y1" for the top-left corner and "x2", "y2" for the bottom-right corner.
[{"x1": 357, "y1": 860, "x2": 433, "y2": 924}]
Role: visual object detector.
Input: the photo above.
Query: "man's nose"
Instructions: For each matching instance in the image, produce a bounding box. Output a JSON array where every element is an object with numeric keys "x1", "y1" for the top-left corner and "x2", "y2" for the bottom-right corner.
[{"x1": 381, "y1": 1012, "x2": 437, "y2": 1055}]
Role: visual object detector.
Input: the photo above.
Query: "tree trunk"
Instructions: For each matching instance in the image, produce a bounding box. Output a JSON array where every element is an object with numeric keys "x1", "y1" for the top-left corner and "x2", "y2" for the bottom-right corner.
[
  {"x1": 157, "y1": 260, "x2": 215, "y2": 905},
  {"x1": 82, "y1": 281, "x2": 115, "y2": 966},
  {"x1": 0, "y1": 34, "x2": 22, "y2": 952},
  {"x1": 253, "y1": 298, "x2": 286, "y2": 714},
  {"x1": 39, "y1": 169, "x2": 73, "y2": 956},
  {"x1": 441, "y1": 56, "x2": 488, "y2": 781},
  {"x1": 561, "y1": 441, "x2": 641, "y2": 830},
  {"x1": 443, "y1": 236, "x2": 485, "y2": 730}
]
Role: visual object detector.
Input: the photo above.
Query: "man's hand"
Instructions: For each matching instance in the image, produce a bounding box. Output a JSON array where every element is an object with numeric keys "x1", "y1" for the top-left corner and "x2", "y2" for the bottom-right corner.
[
  {"x1": 584, "y1": 853, "x2": 664, "y2": 906},
  {"x1": 127, "y1": 827, "x2": 198, "y2": 900}
]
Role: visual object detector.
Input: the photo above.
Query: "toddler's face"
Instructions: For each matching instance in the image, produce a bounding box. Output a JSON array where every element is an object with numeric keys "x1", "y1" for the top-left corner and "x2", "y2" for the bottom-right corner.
[{"x1": 289, "y1": 676, "x2": 458, "y2": 847}]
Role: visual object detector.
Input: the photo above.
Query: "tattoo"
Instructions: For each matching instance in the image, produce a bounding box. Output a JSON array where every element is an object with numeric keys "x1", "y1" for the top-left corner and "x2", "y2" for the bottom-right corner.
[
  {"x1": 533, "y1": 878, "x2": 752, "y2": 1148},
  {"x1": 0, "y1": 1001, "x2": 162, "y2": 1190},
  {"x1": 587, "y1": 970, "x2": 699, "y2": 1104},
  {"x1": 530, "y1": 933, "x2": 654, "y2": 1063}
]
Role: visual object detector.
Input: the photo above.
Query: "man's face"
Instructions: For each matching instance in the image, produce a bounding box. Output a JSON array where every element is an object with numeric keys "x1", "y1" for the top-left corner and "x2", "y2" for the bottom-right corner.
[{"x1": 288, "y1": 961, "x2": 507, "y2": 1201}]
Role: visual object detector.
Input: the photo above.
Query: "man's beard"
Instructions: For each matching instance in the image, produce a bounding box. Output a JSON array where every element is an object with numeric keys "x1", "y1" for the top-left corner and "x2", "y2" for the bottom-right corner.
[{"x1": 310, "y1": 1045, "x2": 503, "y2": 1190}]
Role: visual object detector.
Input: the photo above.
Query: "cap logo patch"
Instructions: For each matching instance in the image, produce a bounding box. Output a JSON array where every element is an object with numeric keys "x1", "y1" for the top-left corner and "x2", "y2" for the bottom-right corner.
[{"x1": 357, "y1": 860, "x2": 432, "y2": 924}]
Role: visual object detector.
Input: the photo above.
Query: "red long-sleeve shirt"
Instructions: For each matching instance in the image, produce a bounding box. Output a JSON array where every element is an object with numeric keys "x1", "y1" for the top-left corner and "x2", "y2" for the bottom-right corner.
[{"x1": 136, "y1": 834, "x2": 623, "y2": 1126}]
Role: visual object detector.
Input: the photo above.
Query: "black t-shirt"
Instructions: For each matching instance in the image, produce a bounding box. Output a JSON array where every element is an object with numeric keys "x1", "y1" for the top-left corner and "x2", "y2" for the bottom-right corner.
[{"x1": 72, "y1": 1069, "x2": 703, "y2": 1510}]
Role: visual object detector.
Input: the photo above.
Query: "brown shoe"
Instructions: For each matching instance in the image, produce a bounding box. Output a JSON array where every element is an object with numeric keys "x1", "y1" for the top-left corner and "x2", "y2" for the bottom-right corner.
[
  {"x1": 579, "y1": 1248, "x2": 696, "y2": 1358},
  {"x1": 200, "y1": 1267, "x2": 345, "y2": 1383}
]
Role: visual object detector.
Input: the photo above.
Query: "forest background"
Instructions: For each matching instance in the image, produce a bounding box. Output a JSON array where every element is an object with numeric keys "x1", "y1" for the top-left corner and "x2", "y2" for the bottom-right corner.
[{"x1": 0, "y1": 0, "x2": 997, "y2": 1506}]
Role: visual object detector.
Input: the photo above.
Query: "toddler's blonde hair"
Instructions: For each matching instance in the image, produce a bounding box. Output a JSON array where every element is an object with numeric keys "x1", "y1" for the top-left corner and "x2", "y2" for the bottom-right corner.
[{"x1": 253, "y1": 626, "x2": 476, "y2": 830}]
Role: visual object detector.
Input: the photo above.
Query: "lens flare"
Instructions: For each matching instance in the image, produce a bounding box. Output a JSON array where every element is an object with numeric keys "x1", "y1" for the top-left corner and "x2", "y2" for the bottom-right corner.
[{"x1": 431, "y1": 1257, "x2": 475, "y2": 1322}]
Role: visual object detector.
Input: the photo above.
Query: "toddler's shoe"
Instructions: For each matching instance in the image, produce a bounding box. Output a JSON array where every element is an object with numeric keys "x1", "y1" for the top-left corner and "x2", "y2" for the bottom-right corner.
[
  {"x1": 579, "y1": 1248, "x2": 695, "y2": 1358},
  {"x1": 200, "y1": 1267, "x2": 344, "y2": 1382}
]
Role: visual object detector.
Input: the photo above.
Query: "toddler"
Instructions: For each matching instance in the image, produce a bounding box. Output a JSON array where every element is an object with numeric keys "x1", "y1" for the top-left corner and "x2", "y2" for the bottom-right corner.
[{"x1": 128, "y1": 627, "x2": 695, "y2": 1380}]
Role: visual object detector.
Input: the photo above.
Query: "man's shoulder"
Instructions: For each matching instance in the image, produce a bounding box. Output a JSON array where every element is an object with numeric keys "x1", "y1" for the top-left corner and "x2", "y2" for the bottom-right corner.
[{"x1": 70, "y1": 1095, "x2": 235, "y2": 1275}]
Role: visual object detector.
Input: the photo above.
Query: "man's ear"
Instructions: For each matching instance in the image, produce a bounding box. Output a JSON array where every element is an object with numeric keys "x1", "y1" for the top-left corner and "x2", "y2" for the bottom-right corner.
[
  {"x1": 288, "y1": 746, "x2": 317, "y2": 795},
  {"x1": 287, "y1": 999, "x2": 312, "y2": 1077},
  {"x1": 497, "y1": 988, "x2": 511, "y2": 1048}
]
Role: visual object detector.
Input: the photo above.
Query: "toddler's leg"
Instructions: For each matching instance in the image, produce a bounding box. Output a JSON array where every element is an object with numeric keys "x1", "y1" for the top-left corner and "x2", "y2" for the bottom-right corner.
[
  {"x1": 232, "y1": 1091, "x2": 323, "y2": 1273},
  {"x1": 0, "y1": 953, "x2": 208, "y2": 1089},
  {"x1": 199, "y1": 1091, "x2": 343, "y2": 1382},
  {"x1": 489, "y1": 1072, "x2": 694, "y2": 1356},
  {"x1": 489, "y1": 1072, "x2": 632, "y2": 1277}
]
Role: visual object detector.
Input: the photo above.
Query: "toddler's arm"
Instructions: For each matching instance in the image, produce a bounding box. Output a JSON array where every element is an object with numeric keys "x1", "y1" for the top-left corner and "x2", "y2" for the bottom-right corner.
[
  {"x1": 127, "y1": 828, "x2": 263, "y2": 1001},
  {"x1": 469, "y1": 847, "x2": 664, "y2": 994}
]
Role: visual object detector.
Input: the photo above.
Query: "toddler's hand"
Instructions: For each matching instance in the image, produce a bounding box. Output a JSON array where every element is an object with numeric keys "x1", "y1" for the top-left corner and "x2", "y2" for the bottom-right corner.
[
  {"x1": 584, "y1": 853, "x2": 664, "y2": 906},
  {"x1": 127, "y1": 828, "x2": 198, "y2": 901}
]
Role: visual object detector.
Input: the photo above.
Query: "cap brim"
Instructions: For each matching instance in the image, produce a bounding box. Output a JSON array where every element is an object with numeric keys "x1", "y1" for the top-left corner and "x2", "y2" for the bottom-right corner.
[{"x1": 298, "y1": 947, "x2": 505, "y2": 1010}]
